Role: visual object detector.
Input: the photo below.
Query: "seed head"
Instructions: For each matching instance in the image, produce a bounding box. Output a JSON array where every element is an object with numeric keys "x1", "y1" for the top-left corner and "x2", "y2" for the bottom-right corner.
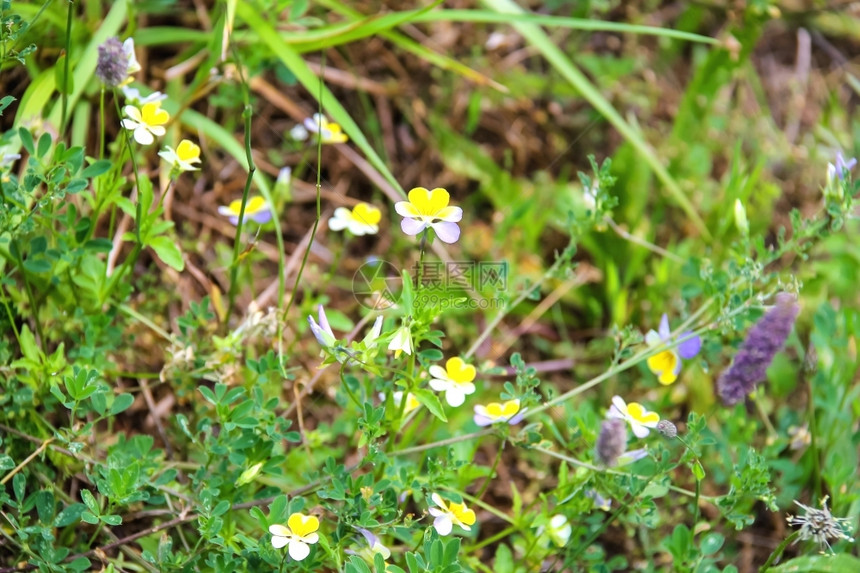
[
  {"x1": 595, "y1": 418, "x2": 627, "y2": 467},
  {"x1": 656, "y1": 420, "x2": 678, "y2": 438},
  {"x1": 96, "y1": 37, "x2": 127, "y2": 87},
  {"x1": 787, "y1": 496, "x2": 854, "y2": 553}
]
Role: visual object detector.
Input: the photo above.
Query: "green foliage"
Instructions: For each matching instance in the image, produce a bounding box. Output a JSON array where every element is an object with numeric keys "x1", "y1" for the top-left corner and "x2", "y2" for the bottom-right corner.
[{"x1": 1, "y1": 0, "x2": 858, "y2": 572}]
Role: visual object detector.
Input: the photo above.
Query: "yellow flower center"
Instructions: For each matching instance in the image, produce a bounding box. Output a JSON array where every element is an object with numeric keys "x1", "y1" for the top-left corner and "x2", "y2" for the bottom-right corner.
[
  {"x1": 445, "y1": 357, "x2": 476, "y2": 385},
  {"x1": 408, "y1": 187, "x2": 450, "y2": 218},
  {"x1": 352, "y1": 203, "x2": 381, "y2": 225},
  {"x1": 626, "y1": 402, "x2": 659, "y2": 425},
  {"x1": 448, "y1": 502, "x2": 476, "y2": 526},
  {"x1": 287, "y1": 512, "x2": 319, "y2": 538},
  {"x1": 227, "y1": 196, "x2": 267, "y2": 216},
  {"x1": 647, "y1": 350, "x2": 679, "y2": 385},
  {"x1": 176, "y1": 139, "x2": 200, "y2": 163},
  {"x1": 485, "y1": 400, "x2": 520, "y2": 419},
  {"x1": 140, "y1": 102, "x2": 169, "y2": 127}
]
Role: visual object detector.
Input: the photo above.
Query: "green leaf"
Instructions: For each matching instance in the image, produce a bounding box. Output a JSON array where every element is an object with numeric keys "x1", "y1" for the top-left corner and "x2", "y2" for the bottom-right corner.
[
  {"x1": 23, "y1": 258, "x2": 51, "y2": 273},
  {"x1": 54, "y1": 503, "x2": 86, "y2": 527},
  {"x1": 198, "y1": 386, "x2": 218, "y2": 406},
  {"x1": 766, "y1": 554, "x2": 860, "y2": 572},
  {"x1": 36, "y1": 132, "x2": 52, "y2": 158},
  {"x1": 101, "y1": 514, "x2": 122, "y2": 526},
  {"x1": 412, "y1": 389, "x2": 447, "y2": 422},
  {"x1": 419, "y1": 348, "x2": 444, "y2": 362},
  {"x1": 0, "y1": 95, "x2": 15, "y2": 114},
  {"x1": 81, "y1": 159, "x2": 112, "y2": 178},
  {"x1": 148, "y1": 235, "x2": 185, "y2": 271},
  {"x1": 19, "y1": 127, "x2": 34, "y2": 155},
  {"x1": 67, "y1": 558, "x2": 92, "y2": 572},
  {"x1": 80, "y1": 489, "x2": 99, "y2": 514},
  {"x1": 110, "y1": 393, "x2": 134, "y2": 415},
  {"x1": 345, "y1": 556, "x2": 373, "y2": 573},
  {"x1": 12, "y1": 473, "x2": 26, "y2": 503},
  {"x1": 700, "y1": 532, "x2": 724, "y2": 555},
  {"x1": 691, "y1": 459, "x2": 706, "y2": 480},
  {"x1": 0, "y1": 455, "x2": 14, "y2": 470},
  {"x1": 84, "y1": 238, "x2": 114, "y2": 253},
  {"x1": 35, "y1": 491, "x2": 54, "y2": 524},
  {"x1": 80, "y1": 511, "x2": 99, "y2": 525}
]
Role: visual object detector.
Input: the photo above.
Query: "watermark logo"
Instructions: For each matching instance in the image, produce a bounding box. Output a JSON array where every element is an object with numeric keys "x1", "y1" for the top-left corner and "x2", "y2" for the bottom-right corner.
[
  {"x1": 352, "y1": 258, "x2": 507, "y2": 310},
  {"x1": 352, "y1": 258, "x2": 403, "y2": 310}
]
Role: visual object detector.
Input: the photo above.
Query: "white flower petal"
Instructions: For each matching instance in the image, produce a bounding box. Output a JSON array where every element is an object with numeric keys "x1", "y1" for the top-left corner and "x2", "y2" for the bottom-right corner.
[
  {"x1": 433, "y1": 515, "x2": 453, "y2": 536},
  {"x1": 287, "y1": 539, "x2": 310, "y2": 561}
]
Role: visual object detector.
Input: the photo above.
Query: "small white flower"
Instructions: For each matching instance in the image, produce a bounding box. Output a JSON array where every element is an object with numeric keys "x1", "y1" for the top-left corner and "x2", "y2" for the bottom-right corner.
[
  {"x1": 428, "y1": 493, "x2": 476, "y2": 536},
  {"x1": 308, "y1": 305, "x2": 336, "y2": 348},
  {"x1": 387, "y1": 323, "x2": 413, "y2": 357},
  {"x1": 607, "y1": 395, "x2": 659, "y2": 439},
  {"x1": 121, "y1": 102, "x2": 169, "y2": 146},
  {"x1": 361, "y1": 316, "x2": 383, "y2": 347},
  {"x1": 290, "y1": 124, "x2": 309, "y2": 141},
  {"x1": 546, "y1": 514, "x2": 571, "y2": 547},
  {"x1": 121, "y1": 86, "x2": 167, "y2": 105},
  {"x1": 303, "y1": 113, "x2": 348, "y2": 144},
  {"x1": 473, "y1": 399, "x2": 524, "y2": 426},
  {"x1": 158, "y1": 139, "x2": 202, "y2": 172},
  {"x1": 328, "y1": 203, "x2": 381, "y2": 236},
  {"x1": 122, "y1": 38, "x2": 141, "y2": 75},
  {"x1": 428, "y1": 357, "x2": 476, "y2": 407},
  {"x1": 269, "y1": 513, "x2": 321, "y2": 561}
]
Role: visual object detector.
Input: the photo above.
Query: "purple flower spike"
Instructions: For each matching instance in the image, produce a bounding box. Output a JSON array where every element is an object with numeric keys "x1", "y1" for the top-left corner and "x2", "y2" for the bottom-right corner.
[{"x1": 717, "y1": 293, "x2": 800, "y2": 406}]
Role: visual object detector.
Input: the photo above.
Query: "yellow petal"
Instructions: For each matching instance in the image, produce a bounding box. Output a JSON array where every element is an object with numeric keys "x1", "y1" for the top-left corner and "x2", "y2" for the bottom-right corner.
[
  {"x1": 246, "y1": 196, "x2": 267, "y2": 214},
  {"x1": 500, "y1": 400, "x2": 520, "y2": 417},
  {"x1": 658, "y1": 370, "x2": 677, "y2": 385},
  {"x1": 141, "y1": 102, "x2": 169, "y2": 126},
  {"x1": 288, "y1": 513, "x2": 319, "y2": 537},
  {"x1": 451, "y1": 503, "x2": 476, "y2": 525},
  {"x1": 425, "y1": 187, "x2": 450, "y2": 215},
  {"x1": 647, "y1": 350, "x2": 677, "y2": 376},
  {"x1": 485, "y1": 402, "x2": 503, "y2": 417},
  {"x1": 353, "y1": 203, "x2": 381, "y2": 225},
  {"x1": 446, "y1": 357, "x2": 476, "y2": 384},
  {"x1": 627, "y1": 402, "x2": 659, "y2": 424},
  {"x1": 407, "y1": 187, "x2": 432, "y2": 214},
  {"x1": 176, "y1": 139, "x2": 200, "y2": 162}
]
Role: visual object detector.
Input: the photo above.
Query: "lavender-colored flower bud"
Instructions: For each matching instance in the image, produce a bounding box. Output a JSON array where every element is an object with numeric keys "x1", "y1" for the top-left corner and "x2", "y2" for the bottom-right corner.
[
  {"x1": 595, "y1": 418, "x2": 627, "y2": 467},
  {"x1": 656, "y1": 420, "x2": 677, "y2": 438},
  {"x1": 717, "y1": 293, "x2": 799, "y2": 406},
  {"x1": 96, "y1": 37, "x2": 127, "y2": 87}
]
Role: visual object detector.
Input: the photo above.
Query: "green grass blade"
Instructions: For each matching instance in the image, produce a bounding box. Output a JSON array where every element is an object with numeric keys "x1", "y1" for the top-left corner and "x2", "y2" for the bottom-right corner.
[
  {"x1": 314, "y1": 0, "x2": 506, "y2": 92},
  {"x1": 413, "y1": 10, "x2": 718, "y2": 44},
  {"x1": 236, "y1": 3, "x2": 405, "y2": 199},
  {"x1": 46, "y1": 1, "x2": 127, "y2": 130},
  {"x1": 480, "y1": 0, "x2": 711, "y2": 239}
]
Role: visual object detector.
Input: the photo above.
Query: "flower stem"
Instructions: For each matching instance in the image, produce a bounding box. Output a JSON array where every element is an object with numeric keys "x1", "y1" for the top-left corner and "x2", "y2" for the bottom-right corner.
[{"x1": 758, "y1": 530, "x2": 800, "y2": 571}]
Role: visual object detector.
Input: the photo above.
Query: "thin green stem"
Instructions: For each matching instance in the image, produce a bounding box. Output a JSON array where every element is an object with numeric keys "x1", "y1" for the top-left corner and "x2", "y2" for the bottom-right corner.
[
  {"x1": 60, "y1": 0, "x2": 73, "y2": 131},
  {"x1": 10, "y1": 239, "x2": 46, "y2": 351},
  {"x1": 474, "y1": 441, "x2": 504, "y2": 500},
  {"x1": 758, "y1": 530, "x2": 800, "y2": 572},
  {"x1": 98, "y1": 87, "x2": 106, "y2": 159},
  {"x1": 225, "y1": 102, "x2": 256, "y2": 326},
  {"x1": 389, "y1": 429, "x2": 494, "y2": 456},
  {"x1": 806, "y1": 375, "x2": 822, "y2": 502},
  {"x1": 280, "y1": 53, "x2": 326, "y2": 325},
  {"x1": 752, "y1": 392, "x2": 777, "y2": 439}
]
